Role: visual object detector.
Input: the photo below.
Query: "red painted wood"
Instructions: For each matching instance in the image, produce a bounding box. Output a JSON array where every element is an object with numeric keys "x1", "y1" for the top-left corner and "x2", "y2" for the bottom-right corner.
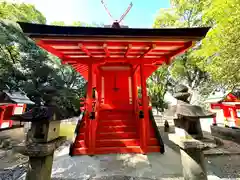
[
  {"x1": 96, "y1": 139, "x2": 140, "y2": 147},
  {"x1": 140, "y1": 64, "x2": 149, "y2": 153},
  {"x1": 59, "y1": 48, "x2": 170, "y2": 53},
  {"x1": 72, "y1": 148, "x2": 88, "y2": 155},
  {"x1": 97, "y1": 132, "x2": 138, "y2": 139},
  {"x1": 33, "y1": 32, "x2": 199, "y2": 156},
  {"x1": 63, "y1": 57, "x2": 166, "y2": 66},
  {"x1": 99, "y1": 120, "x2": 135, "y2": 126},
  {"x1": 72, "y1": 109, "x2": 161, "y2": 155},
  {"x1": 97, "y1": 125, "x2": 136, "y2": 132},
  {"x1": 0, "y1": 104, "x2": 23, "y2": 129},
  {"x1": 102, "y1": 68, "x2": 131, "y2": 108},
  {"x1": 87, "y1": 64, "x2": 94, "y2": 154},
  {"x1": 41, "y1": 40, "x2": 187, "y2": 47}
]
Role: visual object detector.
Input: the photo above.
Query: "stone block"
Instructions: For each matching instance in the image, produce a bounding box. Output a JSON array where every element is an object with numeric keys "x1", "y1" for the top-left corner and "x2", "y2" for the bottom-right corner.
[
  {"x1": 211, "y1": 125, "x2": 240, "y2": 144},
  {"x1": 168, "y1": 134, "x2": 206, "y2": 150},
  {"x1": 25, "y1": 154, "x2": 53, "y2": 180},
  {"x1": 14, "y1": 136, "x2": 66, "y2": 157},
  {"x1": 180, "y1": 148, "x2": 207, "y2": 180},
  {"x1": 174, "y1": 127, "x2": 193, "y2": 139},
  {"x1": 169, "y1": 134, "x2": 208, "y2": 180},
  {"x1": 31, "y1": 120, "x2": 61, "y2": 143}
]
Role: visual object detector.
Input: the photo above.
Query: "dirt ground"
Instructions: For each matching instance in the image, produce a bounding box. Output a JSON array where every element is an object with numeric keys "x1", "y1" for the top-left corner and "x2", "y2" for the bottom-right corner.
[{"x1": 0, "y1": 123, "x2": 240, "y2": 179}]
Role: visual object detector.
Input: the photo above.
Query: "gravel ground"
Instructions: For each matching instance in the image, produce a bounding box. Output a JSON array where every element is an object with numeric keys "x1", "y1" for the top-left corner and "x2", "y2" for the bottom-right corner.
[
  {"x1": 1, "y1": 122, "x2": 240, "y2": 180},
  {"x1": 1, "y1": 151, "x2": 240, "y2": 179},
  {"x1": 0, "y1": 164, "x2": 27, "y2": 180},
  {"x1": 206, "y1": 155, "x2": 240, "y2": 179}
]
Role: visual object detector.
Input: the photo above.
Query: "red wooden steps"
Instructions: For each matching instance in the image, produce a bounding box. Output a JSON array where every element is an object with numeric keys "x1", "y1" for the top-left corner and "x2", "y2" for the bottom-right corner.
[
  {"x1": 99, "y1": 120, "x2": 135, "y2": 126},
  {"x1": 97, "y1": 132, "x2": 138, "y2": 139},
  {"x1": 95, "y1": 146, "x2": 143, "y2": 154},
  {"x1": 96, "y1": 139, "x2": 140, "y2": 147},
  {"x1": 72, "y1": 146, "x2": 161, "y2": 155},
  {"x1": 98, "y1": 125, "x2": 136, "y2": 132},
  {"x1": 71, "y1": 109, "x2": 162, "y2": 155}
]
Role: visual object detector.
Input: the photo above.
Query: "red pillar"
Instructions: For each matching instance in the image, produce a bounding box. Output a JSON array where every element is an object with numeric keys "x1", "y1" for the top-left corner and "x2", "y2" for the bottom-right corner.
[
  {"x1": 97, "y1": 68, "x2": 102, "y2": 105},
  {"x1": 87, "y1": 64, "x2": 93, "y2": 154},
  {"x1": 132, "y1": 68, "x2": 138, "y2": 118},
  {"x1": 140, "y1": 63, "x2": 149, "y2": 154}
]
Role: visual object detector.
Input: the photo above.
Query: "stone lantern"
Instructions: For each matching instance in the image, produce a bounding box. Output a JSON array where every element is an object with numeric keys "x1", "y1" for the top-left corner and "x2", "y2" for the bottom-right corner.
[
  {"x1": 11, "y1": 87, "x2": 66, "y2": 180},
  {"x1": 164, "y1": 85, "x2": 216, "y2": 180}
]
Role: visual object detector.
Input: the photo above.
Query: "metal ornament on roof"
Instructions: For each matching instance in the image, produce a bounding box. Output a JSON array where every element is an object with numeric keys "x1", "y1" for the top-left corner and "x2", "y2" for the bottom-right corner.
[{"x1": 101, "y1": 0, "x2": 133, "y2": 28}]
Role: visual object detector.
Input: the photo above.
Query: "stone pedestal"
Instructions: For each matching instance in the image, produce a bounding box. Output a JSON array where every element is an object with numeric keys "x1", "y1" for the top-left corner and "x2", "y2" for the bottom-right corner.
[
  {"x1": 180, "y1": 148, "x2": 207, "y2": 180},
  {"x1": 25, "y1": 154, "x2": 53, "y2": 180},
  {"x1": 169, "y1": 134, "x2": 208, "y2": 180},
  {"x1": 14, "y1": 136, "x2": 66, "y2": 180}
]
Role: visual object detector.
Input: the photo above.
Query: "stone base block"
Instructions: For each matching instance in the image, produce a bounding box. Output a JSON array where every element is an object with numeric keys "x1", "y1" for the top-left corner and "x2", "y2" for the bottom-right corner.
[
  {"x1": 169, "y1": 134, "x2": 208, "y2": 180},
  {"x1": 180, "y1": 149, "x2": 207, "y2": 180},
  {"x1": 168, "y1": 134, "x2": 207, "y2": 150},
  {"x1": 14, "y1": 136, "x2": 66, "y2": 157},
  {"x1": 211, "y1": 125, "x2": 240, "y2": 144},
  {"x1": 25, "y1": 154, "x2": 53, "y2": 180}
]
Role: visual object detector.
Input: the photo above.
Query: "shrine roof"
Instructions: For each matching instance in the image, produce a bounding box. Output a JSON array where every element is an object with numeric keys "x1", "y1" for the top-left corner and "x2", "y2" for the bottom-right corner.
[
  {"x1": 18, "y1": 22, "x2": 209, "y2": 40},
  {"x1": 18, "y1": 22, "x2": 210, "y2": 81}
]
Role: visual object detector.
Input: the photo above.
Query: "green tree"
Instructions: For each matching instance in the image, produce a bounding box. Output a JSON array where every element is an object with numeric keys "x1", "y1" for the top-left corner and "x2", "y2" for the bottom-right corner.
[
  {"x1": 147, "y1": 64, "x2": 172, "y2": 112},
  {"x1": 195, "y1": 0, "x2": 240, "y2": 89},
  {"x1": 0, "y1": 1, "x2": 86, "y2": 117},
  {"x1": 50, "y1": 21, "x2": 99, "y2": 27},
  {"x1": 0, "y1": 1, "x2": 46, "y2": 24},
  {"x1": 50, "y1": 21, "x2": 66, "y2": 26},
  {"x1": 153, "y1": 0, "x2": 212, "y2": 103}
]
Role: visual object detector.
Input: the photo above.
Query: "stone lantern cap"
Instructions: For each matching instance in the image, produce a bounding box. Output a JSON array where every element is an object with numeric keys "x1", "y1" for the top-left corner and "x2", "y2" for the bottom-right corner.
[{"x1": 164, "y1": 100, "x2": 216, "y2": 119}]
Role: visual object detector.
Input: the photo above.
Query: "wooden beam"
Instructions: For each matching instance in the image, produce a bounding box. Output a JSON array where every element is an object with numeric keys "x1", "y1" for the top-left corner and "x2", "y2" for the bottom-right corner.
[
  {"x1": 71, "y1": 64, "x2": 83, "y2": 68},
  {"x1": 103, "y1": 43, "x2": 110, "y2": 57},
  {"x1": 166, "y1": 41, "x2": 193, "y2": 64},
  {"x1": 37, "y1": 40, "x2": 65, "y2": 59},
  {"x1": 140, "y1": 63, "x2": 149, "y2": 153},
  {"x1": 35, "y1": 36, "x2": 200, "y2": 42},
  {"x1": 63, "y1": 57, "x2": 166, "y2": 65},
  {"x1": 132, "y1": 64, "x2": 139, "y2": 75},
  {"x1": 139, "y1": 44, "x2": 156, "y2": 58},
  {"x1": 58, "y1": 48, "x2": 170, "y2": 53},
  {"x1": 76, "y1": 66, "x2": 88, "y2": 72},
  {"x1": 124, "y1": 44, "x2": 132, "y2": 58},
  {"x1": 79, "y1": 43, "x2": 92, "y2": 57},
  {"x1": 40, "y1": 40, "x2": 188, "y2": 47}
]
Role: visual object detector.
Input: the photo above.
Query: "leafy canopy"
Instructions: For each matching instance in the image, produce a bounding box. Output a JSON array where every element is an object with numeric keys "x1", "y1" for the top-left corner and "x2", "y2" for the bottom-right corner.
[{"x1": 195, "y1": 0, "x2": 240, "y2": 88}]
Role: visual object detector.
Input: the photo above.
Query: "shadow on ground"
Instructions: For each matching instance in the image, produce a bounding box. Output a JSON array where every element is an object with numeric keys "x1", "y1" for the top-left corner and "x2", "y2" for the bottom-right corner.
[{"x1": 157, "y1": 126, "x2": 180, "y2": 154}]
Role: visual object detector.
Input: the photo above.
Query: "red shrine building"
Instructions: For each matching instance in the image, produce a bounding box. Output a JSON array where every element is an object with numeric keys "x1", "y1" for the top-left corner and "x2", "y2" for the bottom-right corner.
[
  {"x1": 207, "y1": 90, "x2": 240, "y2": 128},
  {"x1": 18, "y1": 21, "x2": 209, "y2": 155}
]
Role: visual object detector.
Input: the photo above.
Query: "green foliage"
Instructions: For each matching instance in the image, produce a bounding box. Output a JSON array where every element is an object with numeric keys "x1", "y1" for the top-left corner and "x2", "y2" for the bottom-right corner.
[
  {"x1": 147, "y1": 64, "x2": 171, "y2": 111},
  {"x1": 50, "y1": 21, "x2": 66, "y2": 26},
  {"x1": 50, "y1": 21, "x2": 95, "y2": 27},
  {"x1": 153, "y1": 0, "x2": 212, "y2": 101},
  {"x1": 195, "y1": 0, "x2": 240, "y2": 88},
  {"x1": 153, "y1": 8, "x2": 179, "y2": 28},
  {"x1": 0, "y1": 1, "x2": 86, "y2": 118},
  {"x1": 0, "y1": 1, "x2": 46, "y2": 24}
]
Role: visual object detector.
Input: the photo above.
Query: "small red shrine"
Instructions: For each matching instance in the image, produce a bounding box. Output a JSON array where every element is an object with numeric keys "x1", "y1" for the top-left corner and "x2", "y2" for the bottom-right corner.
[
  {"x1": 18, "y1": 21, "x2": 209, "y2": 155},
  {"x1": 208, "y1": 90, "x2": 240, "y2": 128},
  {"x1": 0, "y1": 90, "x2": 34, "y2": 129}
]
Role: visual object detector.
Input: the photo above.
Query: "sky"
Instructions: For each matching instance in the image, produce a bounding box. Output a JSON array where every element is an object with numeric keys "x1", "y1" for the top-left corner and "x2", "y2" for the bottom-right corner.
[{"x1": 13, "y1": 0, "x2": 170, "y2": 28}]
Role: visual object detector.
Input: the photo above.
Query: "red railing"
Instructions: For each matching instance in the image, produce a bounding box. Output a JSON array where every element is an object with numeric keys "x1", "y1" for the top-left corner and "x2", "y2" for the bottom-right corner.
[{"x1": 80, "y1": 96, "x2": 100, "y2": 154}]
